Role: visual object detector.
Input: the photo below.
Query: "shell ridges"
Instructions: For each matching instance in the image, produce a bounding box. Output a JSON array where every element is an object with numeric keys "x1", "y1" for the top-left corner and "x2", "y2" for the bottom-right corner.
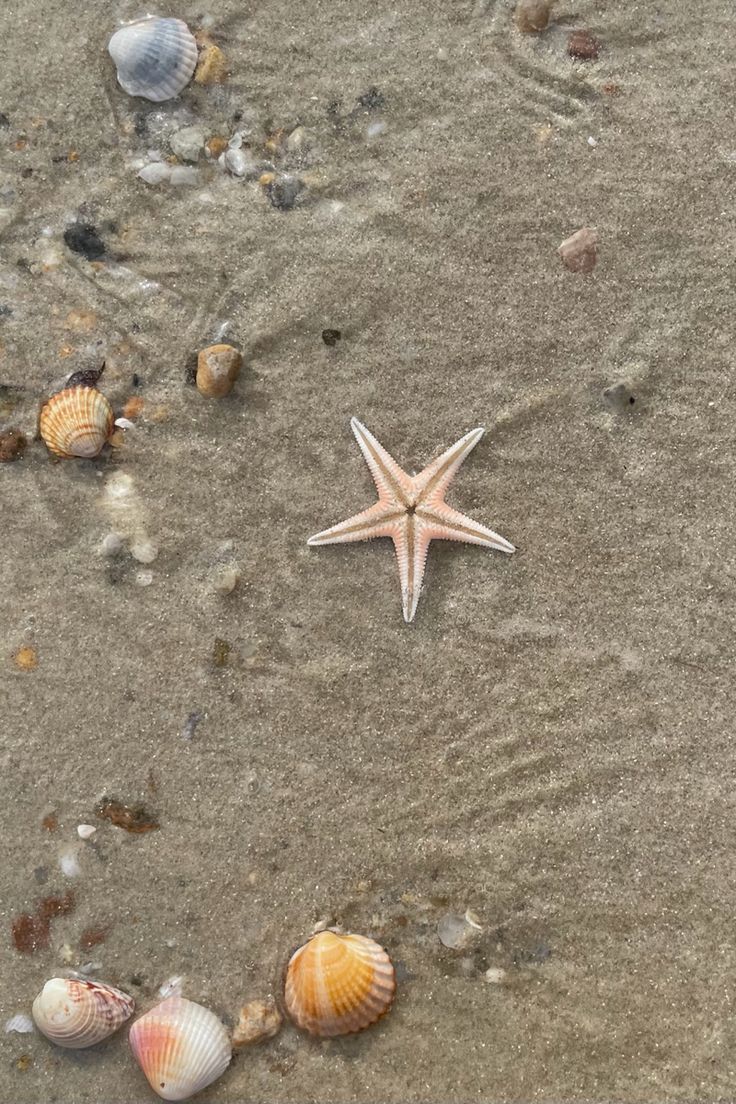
[
  {"x1": 284, "y1": 930, "x2": 396, "y2": 1037},
  {"x1": 129, "y1": 996, "x2": 231, "y2": 1101},
  {"x1": 39, "y1": 385, "x2": 114, "y2": 458},
  {"x1": 32, "y1": 977, "x2": 135, "y2": 1048},
  {"x1": 108, "y1": 17, "x2": 198, "y2": 103}
]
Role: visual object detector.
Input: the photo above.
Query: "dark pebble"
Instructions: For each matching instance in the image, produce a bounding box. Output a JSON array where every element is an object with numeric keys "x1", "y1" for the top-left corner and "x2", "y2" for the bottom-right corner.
[
  {"x1": 266, "y1": 175, "x2": 304, "y2": 211},
  {"x1": 0, "y1": 113, "x2": 9, "y2": 128},
  {"x1": 603, "y1": 382, "x2": 637, "y2": 412},
  {"x1": 568, "y1": 29, "x2": 600, "y2": 60},
  {"x1": 63, "y1": 221, "x2": 106, "y2": 261},
  {"x1": 321, "y1": 328, "x2": 341, "y2": 346},
  {"x1": 0, "y1": 427, "x2": 27, "y2": 462}
]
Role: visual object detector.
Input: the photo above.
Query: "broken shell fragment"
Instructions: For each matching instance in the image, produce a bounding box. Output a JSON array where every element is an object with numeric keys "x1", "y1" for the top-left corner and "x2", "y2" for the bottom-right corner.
[
  {"x1": 32, "y1": 977, "x2": 134, "y2": 1048},
  {"x1": 558, "y1": 226, "x2": 598, "y2": 273},
  {"x1": 108, "y1": 17, "x2": 198, "y2": 103},
  {"x1": 194, "y1": 34, "x2": 228, "y2": 85},
  {"x1": 284, "y1": 930, "x2": 396, "y2": 1037},
  {"x1": 196, "y1": 344, "x2": 242, "y2": 398},
  {"x1": 39, "y1": 384, "x2": 114, "y2": 459},
  {"x1": 232, "y1": 999, "x2": 282, "y2": 1047},
  {"x1": 129, "y1": 996, "x2": 231, "y2": 1101}
]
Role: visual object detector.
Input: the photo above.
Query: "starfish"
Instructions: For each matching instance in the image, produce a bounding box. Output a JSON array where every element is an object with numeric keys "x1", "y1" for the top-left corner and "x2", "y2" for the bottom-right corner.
[{"x1": 307, "y1": 418, "x2": 515, "y2": 622}]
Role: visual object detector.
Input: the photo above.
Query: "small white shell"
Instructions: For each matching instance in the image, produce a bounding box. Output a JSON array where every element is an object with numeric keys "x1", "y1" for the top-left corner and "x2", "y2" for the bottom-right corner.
[
  {"x1": 129, "y1": 996, "x2": 231, "y2": 1101},
  {"x1": 32, "y1": 978, "x2": 134, "y2": 1048},
  {"x1": 108, "y1": 17, "x2": 198, "y2": 103}
]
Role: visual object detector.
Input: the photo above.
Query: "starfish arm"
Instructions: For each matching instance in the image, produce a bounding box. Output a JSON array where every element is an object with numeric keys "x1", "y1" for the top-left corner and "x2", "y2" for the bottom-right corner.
[
  {"x1": 350, "y1": 418, "x2": 414, "y2": 506},
  {"x1": 307, "y1": 501, "x2": 406, "y2": 546},
  {"x1": 391, "y1": 515, "x2": 433, "y2": 623},
  {"x1": 413, "y1": 427, "x2": 486, "y2": 505},
  {"x1": 417, "y1": 503, "x2": 515, "y2": 553}
]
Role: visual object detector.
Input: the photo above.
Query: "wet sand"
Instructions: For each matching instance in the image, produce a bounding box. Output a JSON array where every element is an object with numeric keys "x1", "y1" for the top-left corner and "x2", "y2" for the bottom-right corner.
[{"x1": 1, "y1": 0, "x2": 735, "y2": 1100}]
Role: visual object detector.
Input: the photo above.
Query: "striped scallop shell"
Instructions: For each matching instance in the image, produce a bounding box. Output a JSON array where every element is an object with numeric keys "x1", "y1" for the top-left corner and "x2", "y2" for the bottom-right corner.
[
  {"x1": 108, "y1": 17, "x2": 198, "y2": 103},
  {"x1": 32, "y1": 977, "x2": 134, "y2": 1048},
  {"x1": 39, "y1": 385, "x2": 113, "y2": 458},
  {"x1": 284, "y1": 930, "x2": 396, "y2": 1037},
  {"x1": 129, "y1": 996, "x2": 231, "y2": 1102}
]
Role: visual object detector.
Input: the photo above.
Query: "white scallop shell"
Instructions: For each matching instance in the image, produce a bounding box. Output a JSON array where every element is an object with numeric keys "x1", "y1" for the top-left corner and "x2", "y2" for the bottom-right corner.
[
  {"x1": 129, "y1": 996, "x2": 231, "y2": 1102},
  {"x1": 32, "y1": 977, "x2": 135, "y2": 1048},
  {"x1": 108, "y1": 17, "x2": 198, "y2": 102}
]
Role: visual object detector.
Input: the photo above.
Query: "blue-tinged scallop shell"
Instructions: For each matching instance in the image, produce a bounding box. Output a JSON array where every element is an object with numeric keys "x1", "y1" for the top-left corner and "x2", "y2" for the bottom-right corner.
[{"x1": 108, "y1": 17, "x2": 198, "y2": 103}]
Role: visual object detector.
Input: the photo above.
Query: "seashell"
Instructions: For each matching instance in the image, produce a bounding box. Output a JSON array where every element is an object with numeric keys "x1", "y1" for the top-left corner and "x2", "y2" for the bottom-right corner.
[
  {"x1": 39, "y1": 385, "x2": 114, "y2": 458},
  {"x1": 108, "y1": 18, "x2": 198, "y2": 103},
  {"x1": 32, "y1": 977, "x2": 134, "y2": 1048},
  {"x1": 284, "y1": 930, "x2": 396, "y2": 1037},
  {"x1": 196, "y1": 344, "x2": 242, "y2": 398},
  {"x1": 232, "y1": 998, "x2": 282, "y2": 1047},
  {"x1": 129, "y1": 996, "x2": 231, "y2": 1101}
]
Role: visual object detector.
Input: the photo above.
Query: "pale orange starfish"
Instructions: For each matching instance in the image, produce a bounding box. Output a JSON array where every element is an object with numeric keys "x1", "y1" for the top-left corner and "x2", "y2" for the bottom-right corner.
[{"x1": 308, "y1": 419, "x2": 515, "y2": 622}]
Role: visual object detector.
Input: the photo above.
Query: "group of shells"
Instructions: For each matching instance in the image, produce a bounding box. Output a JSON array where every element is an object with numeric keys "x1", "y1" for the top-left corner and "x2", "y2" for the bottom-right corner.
[{"x1": 29, "y1": 931, "x2": 396, "y2": 1101}]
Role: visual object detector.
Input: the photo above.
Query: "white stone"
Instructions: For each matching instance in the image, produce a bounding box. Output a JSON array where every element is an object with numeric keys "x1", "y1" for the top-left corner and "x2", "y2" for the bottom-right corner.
[
  {"x1": 138, "y1": 162, "x2": 171, "y2": 185},
  {"x1": 170, "y1": 125, "x2": 206, "y2": 162},
  {"x1": 130, "y1": 539, "x2": 159, "y2": 564},
  {"x1": 77, "y1": 824, "x2": 97, "y2": 840},
  {"x1": 170, "y1": 165, "x2": 199, "y2": 186}
]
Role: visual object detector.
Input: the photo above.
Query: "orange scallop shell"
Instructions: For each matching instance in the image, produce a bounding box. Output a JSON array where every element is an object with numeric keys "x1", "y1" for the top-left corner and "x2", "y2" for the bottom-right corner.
[
  {"x1": 39, "y1": 385, "x2": 114, "y2": 458},
  {"x1": 284, "y1": 930, "x2": 396, "y2": 1037}
]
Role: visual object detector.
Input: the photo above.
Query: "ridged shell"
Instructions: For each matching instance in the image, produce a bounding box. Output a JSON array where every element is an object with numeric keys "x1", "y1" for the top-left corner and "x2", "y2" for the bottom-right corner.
[
  {"x1": 129, "y1": 996, "x2": 231, "y2": 1102},
  {"x1": 39, "y1": 386, "x2": 114, "y2": 458},
  {"x1": 284, "y1": 930, "x2": 396, "y2": 1037},
  {"x1": 32, "y1": 977, "x2": 134, "y2": 1048},
  {"x1": 108, "y1": 17, "x2": 198, "y2": 102}
]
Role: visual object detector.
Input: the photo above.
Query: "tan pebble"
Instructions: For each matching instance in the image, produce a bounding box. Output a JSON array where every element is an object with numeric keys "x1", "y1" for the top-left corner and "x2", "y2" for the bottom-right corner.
[
  {"x1": 194, "y1": 36, "x2": 228, "y2": 85},
  {"x1": 264, "y1": 128, "x2": 287, "y2": 158},
  {"x1": 122, "y1": 395, "x2": 144, "y2": 420},
  {"x1": 67, "y1": 149, "x2": 79, "y2": 163},
  {"x1": 558, "y1": 226, "x2": 598, "y2": 273},
  {"x1": 286, "y1": 126, "x2": 310, "y2": 155},
  {"x1": 58, "y1": 344, "x2": 75, "y2": 358},
  {"x1": 212, "y1": 566, "x2": 240, "y2": 595},
  {"x1": 206, "y1": 135, "x2": 229, "y2": 159},
  {"x1": 196, "y1": 344, "x2": 242, "y2": 398},
  {"x1": 232, "y1": 999, "x2": 282, "y2": 1047},
  {"x1": 64, "y1": 309, "x2": 97, "y2": 332},
  {"x1": 13, "y1": 646, "x2": 38, "y2": 671},
  {"x1": 108, "y1": 428, "x2": 126, "y2": 448},
  {"x1": 258, "y1": 171, "x2": 276, "y2": 188},
  {"x1": 515, "y1": 0, "x2": 552, "y2": 33},
  {"x1": 0, "y1": 428, "x2": 27, "y2": 462}
]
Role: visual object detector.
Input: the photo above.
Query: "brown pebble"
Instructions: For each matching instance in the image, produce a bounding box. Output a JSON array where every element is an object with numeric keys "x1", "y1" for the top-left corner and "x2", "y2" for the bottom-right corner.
[
  {"x1": 602, "y1": 81, "x2": 621, "y2": 96},
  {"x1": 568, "y1": 29, "x2": 600, "y2": 60},
  {"x1": 212, "y1": 638, "x2": 231, "y2": 668},
  {"x1": 0, "y1": 428, "x2": 27, "y2": 462},
  {"x1": 13, "y1": 645, "x2": 37, "y2": 671},
  {"x1": 515, "y1": 0, "x2": 552, "y2": 33},
  {"x1": 41, "y1": 812, "x2": 58, "y2": 832},
  {"x1": 15, "y1": 1054, "x2": 32, "y2": 1072},
  {"x1": 558, "y1": 226, "x2": 598, "y2": 274},
  {"x1": 205, "y1": 135, "x2": 229, "y2": 160},
  {"x1": 96, "y1": 797, "x2": 160, "y2": 834},
  {"x1": 194, "y1": 35, "x2": 228, "y2": 85},
  {"x1": 196, "y1": 344, "x2": 242, "y2": 398},
  {"x1": 232, "y1": 999, "x2": 283, "y2": 1047}
]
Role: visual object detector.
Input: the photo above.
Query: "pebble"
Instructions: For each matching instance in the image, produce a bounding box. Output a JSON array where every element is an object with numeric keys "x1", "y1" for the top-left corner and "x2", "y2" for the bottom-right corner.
[
  {"x1": 63, "y1": 222, "x2": 105, "y2": 261},
  {"x1": 136, "y1": 570, "x2": 154, "y2": 587},
  {"x1": 437, "y1": 910, "x2": 483, "y2": 950},
  {"x1": 484, "y1": 967, "x2": 508, "y2": 984},
  {"x1": 261, "y1": 172, "x2": 304, "y2": 211},
  {"x1": 232, "y1": 999, "x2": 283, "y2": 1047},
  {"x1": 321, "y1": 328, "x2": 341, "y2": 347},
  {"x1": 515, "y1": 0, "x2": 552, "y2": 33},
  {"x1": 222, "y1": 147, "x2": 259, "y2": 178},
  {"x1": 77, "y1": 824, "x2": 97, "y2": 840},
  {"x1": 130, "y1": 539, "x2": 159, "y2": 564},
  {"x1": 158, "y1": 975, "x2": 185, "y2": 999},
  {"x1": 138, "y1": 162, "x2": 171, "y2": 186},
  {"x1": 568, "y1": 29, "x2": 600, "y2": 60},
  {"x1": 285, "y1": 126, "x2": 310, "y2": 155},
  {"x1": 101, "y1": 532, "x2": 124, "y2": 556},
  {"x1": 196, "y1": 343, "x2": 242, "y2": 398},
  {"x1": 13, "y1": 646, "x2": 38, "y2": 671},
  {"x1": 206, "y1": 135, "x2": 229, "y2": 160},
  {"x1": 0, "y1": 428, "x2": 27, "y2": 462},
  {"x1": 194, "y1": 38, "x2": 228, "y2": 85},
  {"x1": 212, "y1": 566, "x2": 241, "y2": 595},
  {"x1": 170, "y1": 125, "x2": 206, "y2": 163},
  {"x1": 558, "y1": 226, "x2": 598, "y2": 273}
]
